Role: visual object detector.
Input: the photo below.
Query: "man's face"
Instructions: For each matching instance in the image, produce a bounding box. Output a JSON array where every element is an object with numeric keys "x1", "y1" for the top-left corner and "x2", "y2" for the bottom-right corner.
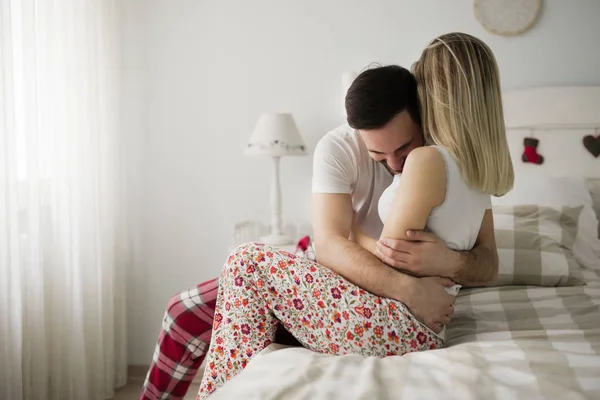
[{"x1": 358, "y1": 111, "x2": 423, "y2": 174}]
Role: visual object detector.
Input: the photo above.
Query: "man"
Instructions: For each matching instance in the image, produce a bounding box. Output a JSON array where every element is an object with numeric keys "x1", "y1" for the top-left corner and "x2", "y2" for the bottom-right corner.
[{"x1": 140, "y1": 65, "x2": 498, "y2": 400}]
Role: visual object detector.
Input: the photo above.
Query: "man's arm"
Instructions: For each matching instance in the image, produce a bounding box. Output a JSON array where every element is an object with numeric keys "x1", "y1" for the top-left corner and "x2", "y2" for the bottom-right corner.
[
  {"x1": 309, "y1": 131, "x2": 404, "y2": 296},
  {"x1": 350, "y1": 221, "x2": 378, "y2": 256},
  {"x1": 448, "y1": 209, "x2": 499, "y2": 287}
]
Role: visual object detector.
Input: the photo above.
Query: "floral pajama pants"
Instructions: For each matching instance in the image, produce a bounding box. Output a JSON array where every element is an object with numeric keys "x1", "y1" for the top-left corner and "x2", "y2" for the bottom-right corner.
[{"x1": 197, "y1": 243, "x2": 443, "y2": 399}]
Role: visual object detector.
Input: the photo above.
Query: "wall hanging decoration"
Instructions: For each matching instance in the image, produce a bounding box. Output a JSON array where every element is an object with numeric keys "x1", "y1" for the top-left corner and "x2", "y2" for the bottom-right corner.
[
  {"x1": 583, "y1": 128, "x2": 600, "y2": 158},
  {"x1": 474, "y1": 0, "x2": 542, "y2": 36},
  {"x1": 522, "y1": 136, "x2": 544, "y2": 165}
]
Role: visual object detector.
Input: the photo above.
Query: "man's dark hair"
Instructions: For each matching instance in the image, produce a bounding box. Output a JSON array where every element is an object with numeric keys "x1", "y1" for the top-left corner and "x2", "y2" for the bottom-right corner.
[{"x1": 345, "y1": 65, "x2": 421, "y2": 130}]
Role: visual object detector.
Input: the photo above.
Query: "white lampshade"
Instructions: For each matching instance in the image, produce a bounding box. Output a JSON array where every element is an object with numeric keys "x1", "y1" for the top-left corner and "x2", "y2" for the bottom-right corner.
[{"x1": 245, "y1": 112, "x2": 307, "y2": 157}]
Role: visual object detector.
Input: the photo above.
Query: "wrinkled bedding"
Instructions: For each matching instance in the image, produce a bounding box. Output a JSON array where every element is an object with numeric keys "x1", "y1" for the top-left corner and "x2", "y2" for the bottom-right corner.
[{"x1": 209, "y1": 268, "x2": 600, "y2": 400}]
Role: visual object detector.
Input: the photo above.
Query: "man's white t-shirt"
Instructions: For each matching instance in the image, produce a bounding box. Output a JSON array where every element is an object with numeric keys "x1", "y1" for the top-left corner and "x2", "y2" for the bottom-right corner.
[{"x1": 312, "y1": 124, "x2": 393, "y2": 239}]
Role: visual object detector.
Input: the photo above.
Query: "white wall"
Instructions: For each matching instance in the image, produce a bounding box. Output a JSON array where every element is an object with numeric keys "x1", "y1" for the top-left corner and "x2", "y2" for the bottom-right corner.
[{"x1": 122, "y1": 0, "x2": 600, "y2": 365}]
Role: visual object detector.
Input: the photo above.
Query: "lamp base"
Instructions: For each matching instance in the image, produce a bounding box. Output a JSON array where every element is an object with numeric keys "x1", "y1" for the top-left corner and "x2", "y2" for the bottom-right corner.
[{"x1": 259, "y1": 233, "x2": 294, "y2": 246}]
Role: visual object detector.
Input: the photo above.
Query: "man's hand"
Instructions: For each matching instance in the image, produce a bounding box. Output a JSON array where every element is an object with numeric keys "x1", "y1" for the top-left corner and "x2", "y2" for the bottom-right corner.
[
  {"x1": 376, "y1": 230, "x2": 457, "y2": 278},
  {"x1": 405, "y1": 276, "x2": 456, "y2": 333}
]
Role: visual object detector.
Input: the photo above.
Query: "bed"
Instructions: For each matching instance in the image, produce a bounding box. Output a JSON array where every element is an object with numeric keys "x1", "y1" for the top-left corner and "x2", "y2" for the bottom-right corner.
[{"x1": 209, "y1": 86, "x2": 600, "y2": 400}]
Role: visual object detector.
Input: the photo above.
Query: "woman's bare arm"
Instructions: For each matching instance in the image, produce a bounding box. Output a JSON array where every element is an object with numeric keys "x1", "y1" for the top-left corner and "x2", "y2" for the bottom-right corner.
[{"x1": 379, "y1": 147, "x2": 446, "y2": 241}]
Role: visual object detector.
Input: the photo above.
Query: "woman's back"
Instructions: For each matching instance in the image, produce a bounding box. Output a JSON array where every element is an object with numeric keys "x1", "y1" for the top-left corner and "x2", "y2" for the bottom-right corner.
[{"x1": 378, "y1": 145, "x2": 491, "y2": 251}]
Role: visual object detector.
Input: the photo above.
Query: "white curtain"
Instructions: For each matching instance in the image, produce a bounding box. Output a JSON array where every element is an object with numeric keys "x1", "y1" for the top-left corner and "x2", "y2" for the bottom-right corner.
[{"x1": 0, "y1": 0, "x2": 128, "y2": 399}]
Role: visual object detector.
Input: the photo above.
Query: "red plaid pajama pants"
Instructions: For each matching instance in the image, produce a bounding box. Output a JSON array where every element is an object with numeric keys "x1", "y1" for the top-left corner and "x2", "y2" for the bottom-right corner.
[
  {"x1": 139, "y1": 278, "x2": 220, "y2": 400},
  {"x1": 139, "y1": 276, "x2": 300, "y2": 400}
]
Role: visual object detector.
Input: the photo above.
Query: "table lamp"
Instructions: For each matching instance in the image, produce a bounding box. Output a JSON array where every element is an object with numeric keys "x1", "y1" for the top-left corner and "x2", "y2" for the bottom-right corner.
[{"x1": 245, "y1": 112, "x2": 307, "y2": 245}]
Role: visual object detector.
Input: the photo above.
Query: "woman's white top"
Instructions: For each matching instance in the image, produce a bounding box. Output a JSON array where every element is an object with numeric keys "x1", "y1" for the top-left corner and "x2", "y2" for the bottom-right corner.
[{"x1": 378, "y1": 145, "x2": 491, "y2": 252}]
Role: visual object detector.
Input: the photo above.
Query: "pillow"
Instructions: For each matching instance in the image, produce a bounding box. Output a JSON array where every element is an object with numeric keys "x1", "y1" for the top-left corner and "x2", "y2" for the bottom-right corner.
[
  {"x1": 492, "y1": 205, "x2": 585, "y2": 287},
  {"x1": 493, "y1": 173, "x2": 593, "y2": 207},
  {"x1": 587, "y1": 178, "x2": 600, "y2": 238},
  {"x1": 492, "y1": 171, "x2": 600, "y2": 270}
]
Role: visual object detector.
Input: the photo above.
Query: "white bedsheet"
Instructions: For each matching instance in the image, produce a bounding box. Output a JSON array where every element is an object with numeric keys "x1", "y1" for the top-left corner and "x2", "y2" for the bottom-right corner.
[{"x1": 208, "y1": 268, "x2": 600, "y2": 400}]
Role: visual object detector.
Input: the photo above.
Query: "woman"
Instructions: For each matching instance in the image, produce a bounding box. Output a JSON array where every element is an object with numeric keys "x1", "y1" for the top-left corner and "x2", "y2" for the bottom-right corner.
[
  {"x1": 197, "y1": 32, "x2": 514, "y2": 398},
  {"x1": 356, "y1": 31, "x2": 514, "y2": 297}
]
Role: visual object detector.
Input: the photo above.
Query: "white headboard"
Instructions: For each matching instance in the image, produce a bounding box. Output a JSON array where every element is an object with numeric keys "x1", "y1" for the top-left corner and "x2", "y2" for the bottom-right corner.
[{"x1": 502, "y1": 86, "x2": 600, "y2": 180}]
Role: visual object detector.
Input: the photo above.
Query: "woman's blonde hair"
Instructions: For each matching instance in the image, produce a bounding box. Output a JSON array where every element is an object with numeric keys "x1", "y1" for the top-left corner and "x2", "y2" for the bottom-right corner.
[{"x1": 412, "y1": 32, "x2": 514, "y2": 196}]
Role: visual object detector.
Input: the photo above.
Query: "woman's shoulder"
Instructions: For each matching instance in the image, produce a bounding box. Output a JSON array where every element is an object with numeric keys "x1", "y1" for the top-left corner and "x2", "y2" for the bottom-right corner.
[
  {"x1": 402, "y1": 146, "x2": 447, "y2": 204},
  {"x1": 404, "y1": 146, "x2": 447, "y2": 176}
]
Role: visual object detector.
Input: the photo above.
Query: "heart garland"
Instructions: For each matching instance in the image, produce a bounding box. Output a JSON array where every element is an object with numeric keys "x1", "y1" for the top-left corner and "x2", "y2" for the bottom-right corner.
[{"x1": 583, "y1": 129, "x2": 600, "y2": 158}]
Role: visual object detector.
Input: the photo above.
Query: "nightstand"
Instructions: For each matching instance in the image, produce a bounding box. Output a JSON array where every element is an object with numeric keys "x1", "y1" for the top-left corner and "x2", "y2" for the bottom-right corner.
[
  {"x1": 268, "y1": 244, "x2": 297, "y2": 253},
  {"x1": 229, "y1": 219, "x2": 312, "y2": 254}
]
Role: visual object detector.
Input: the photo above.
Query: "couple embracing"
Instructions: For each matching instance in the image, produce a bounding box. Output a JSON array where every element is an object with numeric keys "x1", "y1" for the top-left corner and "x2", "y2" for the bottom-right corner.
[{"x1": 140, "y1": 32, "x2": 514, "y2": 400}]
